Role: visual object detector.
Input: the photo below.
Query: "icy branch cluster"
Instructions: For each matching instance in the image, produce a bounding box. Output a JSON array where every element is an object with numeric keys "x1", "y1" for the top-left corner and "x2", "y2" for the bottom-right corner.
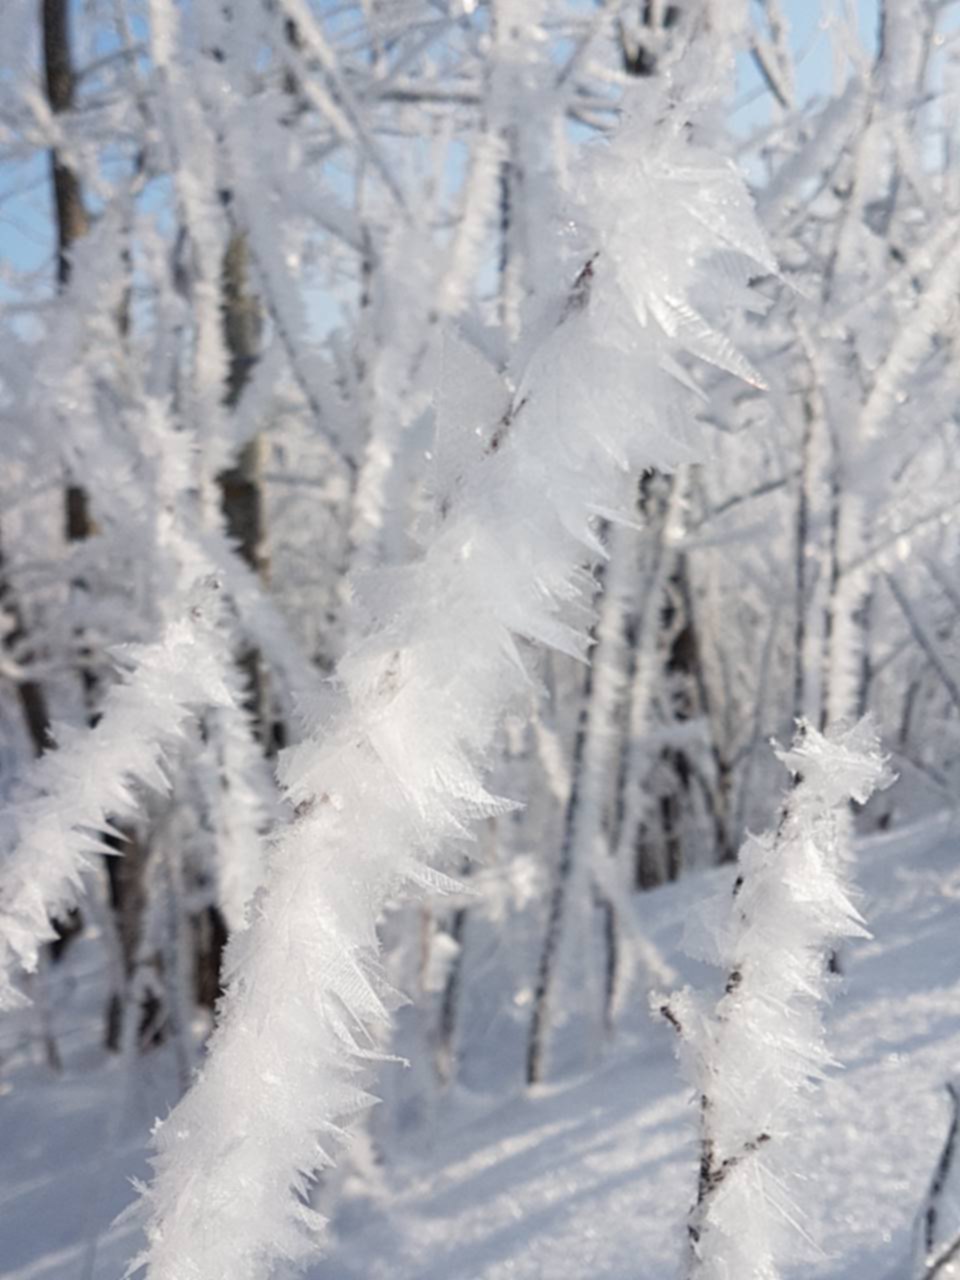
[{"x1": 132, "y1": 79, "x2": 774, "y2": 1280}]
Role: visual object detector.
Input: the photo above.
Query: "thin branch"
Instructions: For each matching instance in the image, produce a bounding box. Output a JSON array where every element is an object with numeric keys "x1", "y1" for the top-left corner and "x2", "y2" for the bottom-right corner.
[
  {"x1": 884, "y1": 574, "x2": 960, "y2": 717},
  {"x1": 687, "y1": 473, "x2": 794, "y2": 534}
]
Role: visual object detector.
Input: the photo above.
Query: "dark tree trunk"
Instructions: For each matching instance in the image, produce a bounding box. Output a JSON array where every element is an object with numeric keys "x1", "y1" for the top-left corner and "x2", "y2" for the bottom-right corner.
[
  {"x1": 42, "y1": 0, "x2": 89, "y2": 286},
  {"x1": 43, "y1": 0, "x2": 95, "y2": 548}
]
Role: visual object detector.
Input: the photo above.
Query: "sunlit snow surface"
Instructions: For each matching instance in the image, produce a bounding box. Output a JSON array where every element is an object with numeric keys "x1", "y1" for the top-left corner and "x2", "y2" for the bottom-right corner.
[{"x1": 3, "y1": 813, "x2": 960, "y2": 1280}]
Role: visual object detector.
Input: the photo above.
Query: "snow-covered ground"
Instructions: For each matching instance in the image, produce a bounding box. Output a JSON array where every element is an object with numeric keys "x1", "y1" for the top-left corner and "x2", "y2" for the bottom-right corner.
[{"x1": 3, "y1": 812, "x2": 959, "y2": 1280}]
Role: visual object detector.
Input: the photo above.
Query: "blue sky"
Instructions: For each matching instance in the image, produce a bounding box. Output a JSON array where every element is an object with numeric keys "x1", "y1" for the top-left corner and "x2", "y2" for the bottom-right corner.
[{"x1": 735, "y1": 0, "x2": 878, "y2": 129}]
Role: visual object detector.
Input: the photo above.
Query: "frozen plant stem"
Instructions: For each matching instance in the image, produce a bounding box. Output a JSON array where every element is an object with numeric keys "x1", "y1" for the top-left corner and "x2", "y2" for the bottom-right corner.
[{"x1": 662, "y1": 720, "x2": 889, "y2": 1280}]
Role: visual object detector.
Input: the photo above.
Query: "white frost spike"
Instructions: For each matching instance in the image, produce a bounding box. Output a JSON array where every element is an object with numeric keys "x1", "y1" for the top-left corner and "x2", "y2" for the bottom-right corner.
[
  {"x1": 583, "y1": 92, "x2": 776, "y2": 389},
  {"x1": 664, "y1": 719, "x2": 892, "y2": 1280}
]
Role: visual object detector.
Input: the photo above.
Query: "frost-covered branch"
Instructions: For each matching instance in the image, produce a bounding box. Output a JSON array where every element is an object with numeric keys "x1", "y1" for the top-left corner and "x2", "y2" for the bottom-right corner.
[
  {"x1": 0, "y1": 583, "x2": 237, "y2": 1012},
  {"x1": 131, "y1": 74, "x2": 776, "y2": 1280},
  {"x1": 662, "y1": 720, "x2": 890, "y2": 1280}
]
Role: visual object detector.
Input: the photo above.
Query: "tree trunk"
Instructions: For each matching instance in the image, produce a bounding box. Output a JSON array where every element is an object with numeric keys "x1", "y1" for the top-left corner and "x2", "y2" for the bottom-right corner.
[
  {"x1": 528, "y1": 520, "x2": 639, "y2": 1083},
  {"x1": 31, "y1": 0, "x2": 92, "y2": 969},
  {"x1": 218, "y1": 230, "x2": 272, "y2": 748},
  {"x1": 191, "y1": 229, "x2": 270, "y2": 1012},
  {"x1": 42, "y1": 0, "x2": 94, "y2": 547}
]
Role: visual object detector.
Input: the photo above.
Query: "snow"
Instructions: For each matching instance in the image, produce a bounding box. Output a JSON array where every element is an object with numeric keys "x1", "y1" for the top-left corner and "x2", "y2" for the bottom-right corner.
[{"x1": 3, "y1": 810, "x2": 960, "y2": 1280}]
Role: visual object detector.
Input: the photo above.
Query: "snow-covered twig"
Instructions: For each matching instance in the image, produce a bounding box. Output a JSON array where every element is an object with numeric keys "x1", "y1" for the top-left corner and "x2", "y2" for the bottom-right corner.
[{"x1": 661, "y1": 719, "x2": 890, "y2": 1280}]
